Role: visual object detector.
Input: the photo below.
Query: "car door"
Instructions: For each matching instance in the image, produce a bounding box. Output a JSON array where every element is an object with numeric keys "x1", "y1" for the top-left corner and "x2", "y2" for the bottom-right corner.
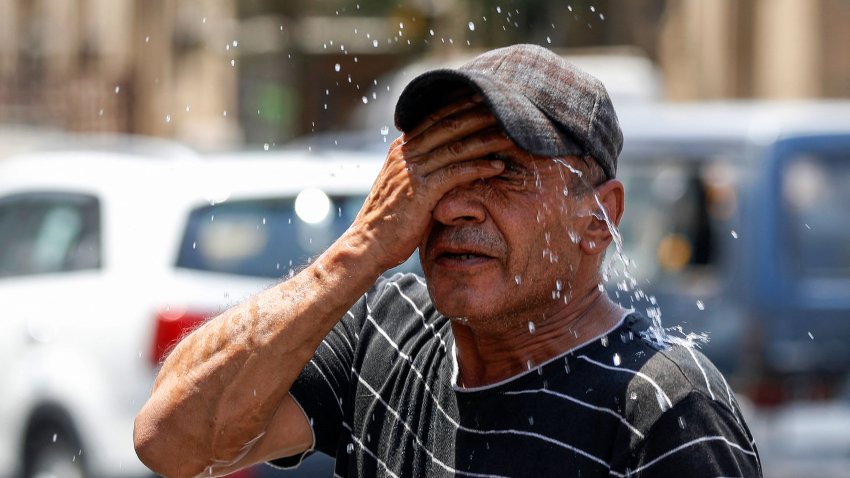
[
  {"x1": 0, "y1": 191, "x2": 101, "y2": 474},
  {"x1": 757, "y1": 134, "x2": 850, "y2": 377}
]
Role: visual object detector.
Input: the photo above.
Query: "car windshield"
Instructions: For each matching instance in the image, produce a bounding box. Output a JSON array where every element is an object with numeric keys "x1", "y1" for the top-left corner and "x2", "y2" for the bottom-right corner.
[
  {"x1": 613, "y1": 158, "x2": 737, "y2": 286},
  {"x1": 176, "y1": 193, "x2": 419, "y2": 278},
  {"x1": 781, "y1": 151, "x2": 850, "y2": 279}
]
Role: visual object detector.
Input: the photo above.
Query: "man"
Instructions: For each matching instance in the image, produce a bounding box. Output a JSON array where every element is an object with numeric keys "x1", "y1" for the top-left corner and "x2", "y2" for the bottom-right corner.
[{"x1": 134, "y1": 44, "x2": 762, "y2": 477}]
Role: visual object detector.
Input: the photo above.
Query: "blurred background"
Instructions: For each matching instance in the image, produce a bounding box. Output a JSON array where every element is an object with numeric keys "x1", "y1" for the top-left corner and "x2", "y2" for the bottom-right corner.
[
  {"x1": 2, "y1": 0, "x2": 848, "y2": 149},
  {"x1": 1, "y1": 1, "x2": 849, "y2": 477}
]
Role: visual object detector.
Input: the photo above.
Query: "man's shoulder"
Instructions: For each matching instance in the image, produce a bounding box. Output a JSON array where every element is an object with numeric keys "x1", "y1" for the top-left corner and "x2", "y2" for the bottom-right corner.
[
  {"x1": 641, "y1": 338, "x2": 732, "y2": 409},
  {"x1": 598, "y1": 315, "x2": 742, "y2": 428}
]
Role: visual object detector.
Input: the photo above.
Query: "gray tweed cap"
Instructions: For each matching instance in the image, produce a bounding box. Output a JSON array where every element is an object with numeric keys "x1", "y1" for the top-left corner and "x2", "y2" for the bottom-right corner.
[{"x1": 394, "y1": 44, "x2": 623, "y2": 180}]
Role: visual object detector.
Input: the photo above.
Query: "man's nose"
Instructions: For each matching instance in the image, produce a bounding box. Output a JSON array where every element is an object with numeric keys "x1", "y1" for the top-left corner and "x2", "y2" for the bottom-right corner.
[{"x1": 432, "y1": 184, "x2": 487, "y2": 226}]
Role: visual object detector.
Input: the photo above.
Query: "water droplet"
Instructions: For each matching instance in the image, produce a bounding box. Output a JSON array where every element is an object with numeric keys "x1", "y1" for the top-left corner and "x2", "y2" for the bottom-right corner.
[
  {"x1": 696, "y1": 300, "x2": 705, "y2": 310},
  {"x1": 601, "y1": 336, "x2": 609, "y2": 347},
  {"x1": 232, "y1": 40, "x2": 238, "y2": 47},
  {"x1": 165, "y1": 114, "x2": 171, "y2": 123},
  {"x1": 678, "y1": 416, "x2": 686, "y2": 429},
  {"x1": 808, "y1": 331, "x2": 814, "y2": 340},
  {"x1": 613, "y1": 353, "x2": 621, "y2": 366},
  {"x1": 730, "y1": 230, "x2": 738, "y2": 238},
  {"x1": 468, "y1": 21, "x2": 476, "y2": 31},
  {"x1": 372, "y1": 39, "x2": 379, "y2": 48},
  {"x1": 528, "y1": 416, "x2": 534, "y2": 425},
  {"x1": 514, "y1": 275, "x2": 522, "y2": 285},
  {"x1": 546, "y1": 36, "x2": 552, "y2": 44},
  {"x1": 334, "y1": 63, "x2": 341, "y2": 72},
  {"x1": 52, "y1": 434, "x2": 58, "y2": 443},
  {"x1": 361, "y1": 96, "x2": 368, "y2": 104},
  {"x1": 192, "y1": 241, "x2": 197, "y2": 249},
  {"x1": 655, "y1": 389, "x2": 670, "y2": 411},
  {"x1": 380, "y1": 125, "x2": 390, "y2": 136},
  {"x1": 346, "y1": 443, "x2": 354, "y2": 454},
  {"x1": 526, "y1": 359, "x2": 534, "y2": 371},
  {"x1": 114, "y1": 86, "x2": 120, "y2": 94},
  {"x1": 630, "y1": 391, "x2": 637, "y2": 400},
  {"x1": 230, "y1": 59, "x2": 236, "y2": 67},
  {"x1": 528, "y1": 321, "x2": 536, "y2": 334}
]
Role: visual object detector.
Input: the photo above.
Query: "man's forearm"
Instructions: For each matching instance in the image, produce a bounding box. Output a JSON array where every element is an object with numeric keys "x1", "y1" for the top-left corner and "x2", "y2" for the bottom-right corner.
[{"x1": 133, "y1": 229, "x2": 381, "y2": 477}]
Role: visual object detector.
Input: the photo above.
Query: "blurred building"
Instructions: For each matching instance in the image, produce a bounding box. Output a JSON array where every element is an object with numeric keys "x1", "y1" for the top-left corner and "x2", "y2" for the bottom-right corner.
[{"x1": 0, "y1": 0, "x2": 848, "y2": 150}]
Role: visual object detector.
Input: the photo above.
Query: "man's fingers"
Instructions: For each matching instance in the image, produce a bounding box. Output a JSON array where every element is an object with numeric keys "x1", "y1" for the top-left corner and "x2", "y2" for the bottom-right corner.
[
  {"x1": 402, "y1": 104, "x2": 498, "y2": 157},
  {"x1": 424, "y1": 158, "x2": 505, "y2": 197},
  {"x1": 414, "y1": 127, "x2": 513, "y2": 175}
]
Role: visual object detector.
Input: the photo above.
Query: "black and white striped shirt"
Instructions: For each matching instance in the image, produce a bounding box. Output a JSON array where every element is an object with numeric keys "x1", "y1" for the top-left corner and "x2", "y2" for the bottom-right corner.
[{"x1": 275, "y1": 273, "x2": 762, "y2": 477}]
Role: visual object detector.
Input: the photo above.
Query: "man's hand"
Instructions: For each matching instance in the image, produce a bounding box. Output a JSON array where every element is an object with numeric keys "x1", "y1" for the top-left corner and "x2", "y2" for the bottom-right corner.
[{"x1": 350, "y1": 97, "x2": 512, "y2": 270}]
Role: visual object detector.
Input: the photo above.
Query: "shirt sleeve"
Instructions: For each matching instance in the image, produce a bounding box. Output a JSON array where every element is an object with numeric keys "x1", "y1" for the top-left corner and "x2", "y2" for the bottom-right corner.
[
  {"x1": 626, "y1": 392, "x2": 763, "y2": 477},
  {"x1": 268, "y1": 278, "x2": 381, "y2": 468}
]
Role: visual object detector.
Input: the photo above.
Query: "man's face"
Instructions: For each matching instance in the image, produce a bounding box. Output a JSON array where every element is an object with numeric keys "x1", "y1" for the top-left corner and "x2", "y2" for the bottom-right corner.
[{"x1": 419, "y1": 144, "x2": 597, "y2": 331}]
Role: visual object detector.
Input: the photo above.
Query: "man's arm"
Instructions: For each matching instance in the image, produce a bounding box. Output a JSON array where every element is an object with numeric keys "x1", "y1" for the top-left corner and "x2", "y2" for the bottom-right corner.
[{"x1": 133, "y1": 98, "x2": 511, "y2": 477}]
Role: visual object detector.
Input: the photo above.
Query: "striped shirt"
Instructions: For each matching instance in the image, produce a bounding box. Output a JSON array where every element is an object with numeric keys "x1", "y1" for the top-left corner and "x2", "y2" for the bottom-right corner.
[{"x1": 274, "y1": 273, "x2": 762, "y2": 477}]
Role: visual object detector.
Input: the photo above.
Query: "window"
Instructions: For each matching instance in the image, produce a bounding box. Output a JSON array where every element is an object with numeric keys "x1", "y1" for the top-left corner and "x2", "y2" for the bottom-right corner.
[
  {"x1": 177, "y1": 192, "x2": 419, "y2": 278},
  {"x1": 782, "y1": 152, "x2": 850, "y2": 279},
  {"x1": 0, "y1": 192, "x2": 101, "y2": 278},
  {"x1": 615, "y1": 159, "x2": 736, "y2": 284}
]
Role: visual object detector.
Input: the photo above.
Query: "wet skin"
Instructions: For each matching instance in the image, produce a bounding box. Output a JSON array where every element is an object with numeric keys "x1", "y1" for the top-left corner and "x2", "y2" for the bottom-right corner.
[{"x1": 421, "y1": 148, "x2": 588, "y2": 330}]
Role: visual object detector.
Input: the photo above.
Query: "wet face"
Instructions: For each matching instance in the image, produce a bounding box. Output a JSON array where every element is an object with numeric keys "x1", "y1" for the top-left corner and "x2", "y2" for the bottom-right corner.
[{"x1": 420, "y1": 146, "x2": 600, "y2": 331}]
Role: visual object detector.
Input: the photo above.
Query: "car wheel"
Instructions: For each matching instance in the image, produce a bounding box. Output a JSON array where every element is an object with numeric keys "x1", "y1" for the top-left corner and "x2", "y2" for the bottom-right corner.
[{"x1": 25, "y1": 428, "x2": 84, "y2": 478}]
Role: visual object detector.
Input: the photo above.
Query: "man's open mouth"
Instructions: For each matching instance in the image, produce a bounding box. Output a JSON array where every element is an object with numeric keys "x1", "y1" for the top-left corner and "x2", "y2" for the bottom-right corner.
[{"x1": 441, "y1": 252, "x2": 489, "y2": 260}]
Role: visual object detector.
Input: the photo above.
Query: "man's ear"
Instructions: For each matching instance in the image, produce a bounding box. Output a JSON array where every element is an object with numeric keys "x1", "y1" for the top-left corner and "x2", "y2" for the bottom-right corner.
[{"x1": 579, "y1": 179, "x2": 625, "y2": 255}]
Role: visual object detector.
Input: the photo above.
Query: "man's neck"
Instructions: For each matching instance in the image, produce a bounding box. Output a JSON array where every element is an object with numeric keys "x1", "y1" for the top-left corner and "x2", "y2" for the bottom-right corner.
[{"x1": 450, "y1": 290, "x2": 627, "y2": 389}]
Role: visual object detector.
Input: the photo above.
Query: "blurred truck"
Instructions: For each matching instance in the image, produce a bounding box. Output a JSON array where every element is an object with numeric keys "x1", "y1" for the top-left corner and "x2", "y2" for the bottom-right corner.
[{"x1": 612, "y1": 100, "x2": 850, "y2": 405}]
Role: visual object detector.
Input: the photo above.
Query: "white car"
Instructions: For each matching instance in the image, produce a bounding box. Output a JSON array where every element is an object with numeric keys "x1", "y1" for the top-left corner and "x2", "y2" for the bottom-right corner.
[{"x1": 0, "y1": 139, "x2": 405, "y2": 477}]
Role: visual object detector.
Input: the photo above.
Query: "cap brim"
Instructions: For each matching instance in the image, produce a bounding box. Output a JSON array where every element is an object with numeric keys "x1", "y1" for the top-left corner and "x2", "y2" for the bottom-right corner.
[{"x1": 394, "y1": 69, "x2": 585, "y2": 159}]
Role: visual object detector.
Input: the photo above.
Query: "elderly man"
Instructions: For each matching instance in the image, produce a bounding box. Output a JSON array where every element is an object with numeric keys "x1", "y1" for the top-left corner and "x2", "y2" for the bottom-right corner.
[{"x1": 134, "y1": 44, "x2": 762, "y2": 477}]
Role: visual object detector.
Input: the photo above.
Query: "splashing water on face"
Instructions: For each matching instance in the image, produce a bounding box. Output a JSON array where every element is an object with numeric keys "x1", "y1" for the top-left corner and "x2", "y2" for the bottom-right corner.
[{"x1": 552, "y1": 157, "x2": 706, "y2": 349}]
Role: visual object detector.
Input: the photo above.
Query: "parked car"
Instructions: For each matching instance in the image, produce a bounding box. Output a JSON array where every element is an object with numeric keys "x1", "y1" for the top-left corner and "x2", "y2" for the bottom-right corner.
[
  {"x1": 611, "y1": 100, "x2": 850, "y2": 405},
  {"x1": 0, "y1": 138, "x2": 410, "y2": 477}
]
